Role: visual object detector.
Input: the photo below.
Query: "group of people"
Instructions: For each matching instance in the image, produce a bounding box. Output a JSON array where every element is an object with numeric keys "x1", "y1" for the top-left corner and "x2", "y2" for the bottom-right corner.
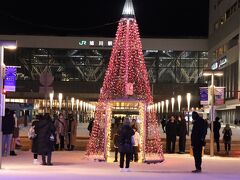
[
  {"x1": 163, "y1": 114, "x2": 188, "y2": 154},
  {"x1": 213, "y1": 117, "x2": 232, "y2": 155},
  {"x1": 29, "y1": 112, "x2": 77, "y2": 165},
  {"x1": 2, "y1": 108, "x2": 19, "y2": 157}
]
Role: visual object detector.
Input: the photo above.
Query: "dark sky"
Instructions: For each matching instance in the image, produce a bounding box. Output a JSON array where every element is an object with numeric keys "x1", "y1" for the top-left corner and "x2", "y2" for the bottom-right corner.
[{"x1": 0, "y1": 0, "x2": 209, "y2": 38}]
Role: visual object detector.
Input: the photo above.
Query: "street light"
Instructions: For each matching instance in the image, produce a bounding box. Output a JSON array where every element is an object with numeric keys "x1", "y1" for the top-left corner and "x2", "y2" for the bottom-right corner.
[
  {"x1": 203, "y1": 70, "x2": 223, "y2": 157},
  {"x1": 171, "y1": 97, "x2": 175, "y2": 112},
  {"x1": 186, "y1": 93, "x2": 191, "y2": 135},
  {"x1": 177, "y1": 95, "x2": 182, "y2": 112},
  {"x1": 161, "y1": 101, "x2": 164, "y2": 113},
  {"x1": 71, "y1": 97, "x2": 75, "y2": 111},
  {"x1": 49, "y1": 92, "x2": 54, "y2": 110},
  {"x1": 58, "y1": 93, "x2": 63, "y2": 110},
  {"x1": 0, "y1": 40, "x2": 17, "y2": 169},
  {"x1": 166, "y1": 99, "x2": 169, "y2": 113}
]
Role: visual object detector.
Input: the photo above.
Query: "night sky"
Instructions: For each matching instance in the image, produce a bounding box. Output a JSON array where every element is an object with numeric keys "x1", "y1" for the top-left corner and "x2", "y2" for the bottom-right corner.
[{"x1": 0, "y1": 0, "x2": 209, "y2": 38}]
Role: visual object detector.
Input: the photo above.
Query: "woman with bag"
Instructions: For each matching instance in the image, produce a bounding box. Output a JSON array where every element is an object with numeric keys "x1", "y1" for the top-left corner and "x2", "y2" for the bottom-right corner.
[{"x1": 118, "y1": 117, "x2": 134, "y2": 172}]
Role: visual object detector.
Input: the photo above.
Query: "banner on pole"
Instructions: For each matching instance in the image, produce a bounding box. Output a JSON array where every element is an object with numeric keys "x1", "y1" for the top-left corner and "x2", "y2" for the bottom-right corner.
[
  {"x1": 214, "y1": 87, "x2": 225, "y2": 105},
  {"x1": 200, "y1": 87, "x2": 208, "y2": 105},
  {"x1": 4, "y1": 66, "x2": 17, "y2": 92},
  {"x1": 200, "y1": 86, "x2": 225, "y2": 106}
]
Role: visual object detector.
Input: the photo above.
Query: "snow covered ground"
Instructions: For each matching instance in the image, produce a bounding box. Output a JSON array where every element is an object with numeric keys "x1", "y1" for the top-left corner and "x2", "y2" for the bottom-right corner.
[{"x1": 0, "y1": 151, "x2": 240, "y2": 180}]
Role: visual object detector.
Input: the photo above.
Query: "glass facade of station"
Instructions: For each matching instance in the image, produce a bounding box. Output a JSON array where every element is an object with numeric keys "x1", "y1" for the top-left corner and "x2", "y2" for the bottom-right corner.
[{"x1": 5, "y1": 48, "x2": 208, "y2": 85}]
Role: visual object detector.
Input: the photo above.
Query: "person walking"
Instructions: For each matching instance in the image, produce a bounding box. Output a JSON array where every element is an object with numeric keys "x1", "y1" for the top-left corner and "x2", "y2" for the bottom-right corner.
[
  {"x1": 191, "y1": 111, "x2": 208, "y2": 173},
  {"x1": 118, "y1": 117, "x2": 135, "y2": 172},
  {"x1": 166, "y1": 115, "x2": 177, "y2": 153},
  {"x1": 38, "y1": 113, "x2": 55, "y2": 165},
  {"x1": 213, "y1": 117, "x2": 221, "y2": 152},
  {"x1": 177, "y1": 115, "x2": 187, "y2": 154},
  {"x1": 222, "y1": 124, "x2": 232, "y2": 155}
]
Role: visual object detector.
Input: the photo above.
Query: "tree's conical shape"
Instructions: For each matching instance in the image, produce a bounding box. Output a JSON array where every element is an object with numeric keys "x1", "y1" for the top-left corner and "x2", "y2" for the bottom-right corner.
[{"x1": 86, "y1": 0, "x2": 164, "y2": 163}]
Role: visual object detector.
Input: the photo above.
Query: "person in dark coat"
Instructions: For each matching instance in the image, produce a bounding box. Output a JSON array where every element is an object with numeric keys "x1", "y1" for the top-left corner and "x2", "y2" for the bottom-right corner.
[
  {"x1": 37, "y1": 113, "x2": 55, "y2": 165},
  {"x1": 222, "y1": 124, "x2": 232, "y2": 155},
  {"x1": 213, "y1": 117, "x2": 221, "y2": 152},
  {"x1": 166, "y1": 115, "x2": 177, "y2": 153},
  {"x1": 177, "y1": 115, "x2": 187, "y2": 154},
  {"x1": 191, "y1": 111, "x2": 208, "y2": 173},
  {"x1": 31, "y1": 115, "x2": 41, "y2": 164},
  {"x1": 118, "y1": 117, "x2": 134, "y2": 172},
  {"x1": 87, "y1": 118, "x2": 94, "y2": 136},
  {"x1": 2, "y1": 108, "x2": 15, "y2": 156},
  {"x1": 161, "y1": 116, "x2": 167, "y2": 133}
]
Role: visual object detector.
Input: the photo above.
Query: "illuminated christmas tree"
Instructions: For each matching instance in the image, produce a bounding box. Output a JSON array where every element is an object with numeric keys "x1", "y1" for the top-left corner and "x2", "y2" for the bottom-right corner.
[{"x1": 86, "y1": 0, "x2": 164, "y2": 163}]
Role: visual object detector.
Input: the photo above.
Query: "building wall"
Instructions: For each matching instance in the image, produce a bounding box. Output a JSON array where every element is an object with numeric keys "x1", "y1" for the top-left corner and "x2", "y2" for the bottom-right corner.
[{"x1": 209, "y1": 0, "x2": 240, "y2": 123}]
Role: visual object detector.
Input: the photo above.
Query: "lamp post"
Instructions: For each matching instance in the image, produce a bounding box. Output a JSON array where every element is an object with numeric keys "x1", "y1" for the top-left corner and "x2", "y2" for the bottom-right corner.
[
  {"x1": 0, "y1": 40, "x2": 17, "y2": 169},
  {"x1": 71, "y1": 97, "x2": 75, "y2": 111},
  {"x1": 203, "y1": 70, "x2": 223, "y2": 157},
  {"x1": 186, "y1": 93, "x2": 191, "y2": 135},
  {"x1": 171, "y1": 97, "x2": 175, "y2": 112},
  {"x1": 49, "y1": 92, "x2": 54, "y2": 109},
  {"x1": 58, "y1": 93, "x2": 63, "y2": 111},
  {"x1": 177, "y1": 95, "x2": 182, "y2": 112},
  {"x1": 49, "y1": 92, "x2": 54, "y2": 116},
  {"x1": 166, "y1": 99, "x2": 169, "y2": 113}
]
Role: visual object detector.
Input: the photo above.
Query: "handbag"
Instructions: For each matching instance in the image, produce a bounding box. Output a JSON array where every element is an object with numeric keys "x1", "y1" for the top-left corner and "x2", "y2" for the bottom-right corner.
[{"x1": 49, "y1": 133, "x2": 55, "y2": 141}]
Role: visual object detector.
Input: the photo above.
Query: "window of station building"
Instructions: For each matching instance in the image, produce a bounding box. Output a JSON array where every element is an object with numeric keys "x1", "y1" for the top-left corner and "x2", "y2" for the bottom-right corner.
[
  {"x1": 231, "y1": 2, "x2": 238, "y2": 13},
  {"x1": 226, "y1": 9, "x2": 231, "y2": 20},
  {"x1": 220, "y1": 15, "x2": 226, "y2": 25}
]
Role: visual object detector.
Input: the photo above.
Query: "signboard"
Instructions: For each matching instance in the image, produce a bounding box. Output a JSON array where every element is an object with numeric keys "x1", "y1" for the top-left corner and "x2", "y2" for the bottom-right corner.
[
  {"x1": 200, "y1": 87, "x2": 208, "y2": 105},
  {"x1": 4, "y1": 66, "x2": 17, "y2": 92},
  {"x1": 214, "y1": 87, "x2": 225, "y2": 105},
  {"x1": 126, "y1": 83, "x2": 133, "y2": 95},
  {"x1": 211, "y1": 57, "x2": 227, "y2": 70}
]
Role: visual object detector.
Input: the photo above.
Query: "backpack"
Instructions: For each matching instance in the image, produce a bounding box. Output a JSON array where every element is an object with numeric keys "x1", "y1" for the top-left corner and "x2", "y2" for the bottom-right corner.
[
  {"x1": 28, "y1": 125, "x2": 37, "y2": 139},
  {"x1": 223, "y1": 129, "x2": 231, "y2": 141}
]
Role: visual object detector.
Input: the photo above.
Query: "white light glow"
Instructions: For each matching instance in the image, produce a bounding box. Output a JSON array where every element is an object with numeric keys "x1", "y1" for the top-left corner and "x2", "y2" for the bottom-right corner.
[
  {"x1": 186, "y1": 93, "x2": 191, "y2": 112},
  {"x1": 171, "y1": 97, "x2": 175, "y2": 112},
  {"x1": 166, "y1": 100, "x2": 169, "y2": 113},
  {"x1": 177, "y1": 95, "x2": 182, "y2": 112},
  {"x1": 58, "y1": 93, "x2": 63, "y2": 110}
]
